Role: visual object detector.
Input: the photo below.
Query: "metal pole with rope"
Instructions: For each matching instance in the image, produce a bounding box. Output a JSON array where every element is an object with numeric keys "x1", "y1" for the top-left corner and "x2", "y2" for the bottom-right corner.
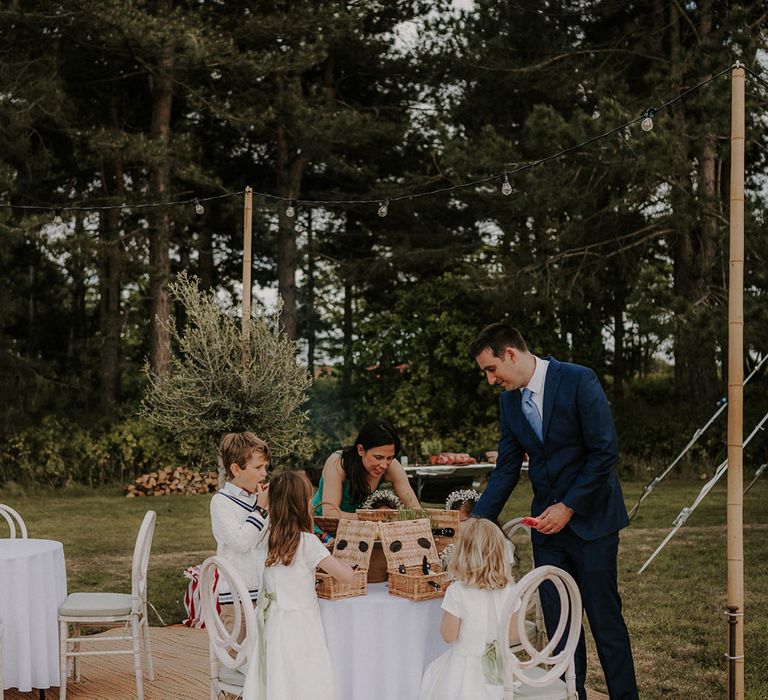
[{"x1": 627, "y1": 352, "x2": 766, "y2": 521}]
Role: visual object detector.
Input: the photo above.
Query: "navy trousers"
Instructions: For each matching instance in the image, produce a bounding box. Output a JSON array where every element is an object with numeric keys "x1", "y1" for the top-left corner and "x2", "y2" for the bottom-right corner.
[{"x1": 533, "y1": 528, "x2": 639, "y2": 700}]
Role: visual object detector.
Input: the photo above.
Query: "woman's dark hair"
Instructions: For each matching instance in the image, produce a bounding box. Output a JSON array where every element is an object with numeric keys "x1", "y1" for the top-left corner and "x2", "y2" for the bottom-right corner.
[{"x1": 341, "y1": 418, "x2": 401, "y2": 506}]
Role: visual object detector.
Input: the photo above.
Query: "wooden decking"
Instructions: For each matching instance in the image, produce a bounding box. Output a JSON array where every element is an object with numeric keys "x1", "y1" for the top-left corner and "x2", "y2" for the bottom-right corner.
[
  {"x1": 5, "y1": 625, "x2": 609, "y2": 699},
  {"x1": 6, "y1": 626, "x2": 210, "y2": 700}
]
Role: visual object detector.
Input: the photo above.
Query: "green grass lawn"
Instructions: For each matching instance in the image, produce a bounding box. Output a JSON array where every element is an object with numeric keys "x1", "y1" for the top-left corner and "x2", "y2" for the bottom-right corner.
[{"x1": 3, "y1": 477, "x2": 767, "y2": 699}]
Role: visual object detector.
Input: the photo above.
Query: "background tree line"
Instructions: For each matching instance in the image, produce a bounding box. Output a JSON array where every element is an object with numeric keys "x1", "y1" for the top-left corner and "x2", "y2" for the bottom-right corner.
[{"x1": 1, "y1": 0, "x2": 767, "y2": 486}]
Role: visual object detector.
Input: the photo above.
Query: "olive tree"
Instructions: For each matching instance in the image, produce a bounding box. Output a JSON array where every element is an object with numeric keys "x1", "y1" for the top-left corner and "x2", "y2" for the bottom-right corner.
[{"x1": 141, "y1": 273, "x2": 313, "y2": 474}]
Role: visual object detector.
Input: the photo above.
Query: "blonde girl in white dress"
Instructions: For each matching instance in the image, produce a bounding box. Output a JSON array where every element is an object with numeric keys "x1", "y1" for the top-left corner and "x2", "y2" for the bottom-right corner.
[
  {"x1": 261, "y1": 471, "x2": 354, "y2": 700},
  {"x1": 419, "y1": 518, "x2": 521, "y2": 700}
]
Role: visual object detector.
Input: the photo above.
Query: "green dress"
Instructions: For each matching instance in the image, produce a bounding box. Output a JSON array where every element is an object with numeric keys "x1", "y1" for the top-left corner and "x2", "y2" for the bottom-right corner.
[{"x1": 311, "y1": 475, "x2": 359, "y2": 514}]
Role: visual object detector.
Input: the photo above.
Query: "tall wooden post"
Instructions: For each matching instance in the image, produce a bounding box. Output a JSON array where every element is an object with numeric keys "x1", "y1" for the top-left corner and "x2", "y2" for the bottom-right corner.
[
  {"x1": 726, "y1": 65, "x2": 745, "y2": 700},
  {"x1": 242, "y1": 186, "x2": 253, "y2": 347}
]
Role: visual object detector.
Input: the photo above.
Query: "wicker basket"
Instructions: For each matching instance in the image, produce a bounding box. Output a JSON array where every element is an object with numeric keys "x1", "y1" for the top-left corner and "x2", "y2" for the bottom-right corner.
[
  {"x1": 378, "y1": 519, "x2": 449, "y2": 600},
  {"x1": 423, "y1": 508, "x2": 460, "y2": 555},
  {"x1": 356, "y1": 508, "x2": 400, "y2": 522},
  {"x1": 314, "y1": 501, "x2": 341, "y2": 537},
  {"x1": 316, "y1": 519, "x2": 376, "y2": 600}
]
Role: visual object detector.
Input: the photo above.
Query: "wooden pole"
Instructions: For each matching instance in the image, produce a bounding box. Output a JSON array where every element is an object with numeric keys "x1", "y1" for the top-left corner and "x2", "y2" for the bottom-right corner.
[
  {"x1": 242, "y1": 186, "x2": 253, "y2": 345},
  {"x1": 726, "y1": 65, "x2": 745, "y2": 700}
]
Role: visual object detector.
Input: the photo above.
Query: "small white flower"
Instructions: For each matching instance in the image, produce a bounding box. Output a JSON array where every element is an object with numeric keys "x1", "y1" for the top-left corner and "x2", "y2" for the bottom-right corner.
[
  {"x1": 445, "y1": 488, "x2": 481, "y2": 511},
  {"x1": 361, "y1": 489, "x2": 403, "y2": 510}
]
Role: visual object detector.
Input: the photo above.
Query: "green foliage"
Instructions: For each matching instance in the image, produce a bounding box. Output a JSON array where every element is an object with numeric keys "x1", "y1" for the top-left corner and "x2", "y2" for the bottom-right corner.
[
  {"x1": 0, "y1": 415, "x2": 186, "y2": 487},
  {"x1": 141, "y1": 273, "x2": 313, "y2": 465}
]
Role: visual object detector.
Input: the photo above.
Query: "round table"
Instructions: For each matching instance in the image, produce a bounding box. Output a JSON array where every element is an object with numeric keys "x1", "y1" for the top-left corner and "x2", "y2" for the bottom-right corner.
[
  {"x1": 319, "y1": 581, "x2": 448, "y2": 700},
  {"x1": 0, "y1": 539, "x2": 68, "y2": 692}
]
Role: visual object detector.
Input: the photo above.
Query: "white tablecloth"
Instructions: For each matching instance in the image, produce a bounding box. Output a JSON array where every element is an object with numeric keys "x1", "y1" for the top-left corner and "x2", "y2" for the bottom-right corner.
[
  {"x1": 319, "y1": 581, "x2": 448, "y2": 700},
  {"x1": 0, "y1": 538, "x2": 68, "y2": 691}
]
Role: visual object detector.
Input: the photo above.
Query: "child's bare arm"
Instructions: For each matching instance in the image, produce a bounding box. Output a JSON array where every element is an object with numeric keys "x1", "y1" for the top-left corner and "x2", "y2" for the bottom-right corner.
[
  {"x1": 440, "y1": 611, "x2": 461, "y2": 644},
  {"x1": 317, "y1": 554, "x2": 355, "y2": 584},
  {"x1": 507, "y1": 606, "x2": 522, "y2": 645},
  {"x1": 320, "y1": 454, "x2": 356, "y2": 519}
]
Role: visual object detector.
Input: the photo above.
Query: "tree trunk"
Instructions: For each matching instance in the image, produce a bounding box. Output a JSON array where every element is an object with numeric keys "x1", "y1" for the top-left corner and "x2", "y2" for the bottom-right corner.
[
  {"x1": 669, "y1": 2, "x2": 719, "y2": 404},
  {"x1": 68, "y1": 210, "x2": 87, "y2": 382},
  {"x1": 306, "y1": 209, "x2": 316, "y2": 378},
  {"x1": 341, "y1": 278, "x2": 353, "y2": 399},
  {"x1": 276, "y1": 118, "x2": 306, "y2": 341},
  {"x1": 148, "y1": 36, "x2": 174, "y2": 375},
  {"x1": 613, "y1": 305, "x2": 625, "y2": 404},
  {"x1": 99, "y1": 95, "x2": 124, "y2": 415}
]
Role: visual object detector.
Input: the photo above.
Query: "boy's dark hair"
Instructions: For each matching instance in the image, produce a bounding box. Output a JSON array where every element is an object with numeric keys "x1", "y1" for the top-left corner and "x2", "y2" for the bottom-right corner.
[
  {"x1": 219, "y1": 432, "x2": 270, "y2": 479},
  {"x1": 469, "y1": 323, "x2": 528, "y2": 360}
]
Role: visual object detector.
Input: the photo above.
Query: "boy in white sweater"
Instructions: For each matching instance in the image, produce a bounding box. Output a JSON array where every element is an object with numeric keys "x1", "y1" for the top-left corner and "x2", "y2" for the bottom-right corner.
[{"x1": 210, "y1": 432, "x2": 270, "y2": 635}]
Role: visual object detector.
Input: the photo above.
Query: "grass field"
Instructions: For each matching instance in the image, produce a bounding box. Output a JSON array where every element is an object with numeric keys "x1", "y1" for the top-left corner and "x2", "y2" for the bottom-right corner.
[{"x1": 3, "y1": 477, "x2": 767, "y2": 699}]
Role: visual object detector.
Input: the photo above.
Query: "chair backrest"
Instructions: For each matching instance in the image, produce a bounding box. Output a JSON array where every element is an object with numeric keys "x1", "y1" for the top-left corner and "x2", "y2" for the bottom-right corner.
[
  {"x1": 199, "y1": 556, "x2": 258, "y2": 672},
  {"x1": 499, "y1": 565, "x2": 582, "y2": 692},
  {"x1": 501, "y1": 517, "x2": 532, "y2": 569},
  {"x1": 0, "y1": 504, "x2": 27, "y2": 539},
  {"x1": 131, "y1": 511, "x2": 157, "y2": 605}
]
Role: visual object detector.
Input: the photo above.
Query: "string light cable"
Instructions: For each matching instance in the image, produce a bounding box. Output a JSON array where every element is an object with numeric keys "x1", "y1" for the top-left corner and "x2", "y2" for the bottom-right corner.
[{"x1": 0, "y1": 62, "x2": 754, "y2": 218}]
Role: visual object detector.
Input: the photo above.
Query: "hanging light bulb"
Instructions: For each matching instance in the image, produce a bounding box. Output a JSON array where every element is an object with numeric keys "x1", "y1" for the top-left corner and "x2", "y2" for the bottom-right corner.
[
  {"x1": 501, "y1": 172, "x2": 513, "y2": 196},
  {"x1": 378, "y1": 198, "x2": 390, "y2": 218},
  {"x1": 53, "y1": 207, "x2": 63, "y2": 224},
  {"x1": 285, "y1": 200, "x2": 296, "y2": 218},
  {"x1": 641, "y1": 108, "x2": 655, "y2": 132},
  {"x1": 194, "y1": 198, "x2": 205, "y2": 215}
]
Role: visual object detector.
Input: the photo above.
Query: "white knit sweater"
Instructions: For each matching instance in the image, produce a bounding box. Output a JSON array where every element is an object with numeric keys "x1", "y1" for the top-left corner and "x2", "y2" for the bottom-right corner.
[{"x1": 210, "y1": 482, "x2": 269, "y2": 602}]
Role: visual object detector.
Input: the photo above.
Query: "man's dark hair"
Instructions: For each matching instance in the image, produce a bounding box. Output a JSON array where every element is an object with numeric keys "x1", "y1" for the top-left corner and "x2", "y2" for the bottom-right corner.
[{"x1": 469, "y1": 323, "x2": 528, "y2": 360}]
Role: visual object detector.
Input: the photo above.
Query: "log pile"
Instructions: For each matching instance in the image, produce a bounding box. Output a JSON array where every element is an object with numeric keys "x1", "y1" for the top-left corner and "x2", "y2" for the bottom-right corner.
[{"x1": 125, "y1": 467, "x2": 219, "y2": 497}]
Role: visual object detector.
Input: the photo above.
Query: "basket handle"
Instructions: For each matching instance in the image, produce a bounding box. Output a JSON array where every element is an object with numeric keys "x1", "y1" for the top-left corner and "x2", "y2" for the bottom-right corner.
[{"x1": 314, "y1": 500, "x2": 343, "y2": 518}]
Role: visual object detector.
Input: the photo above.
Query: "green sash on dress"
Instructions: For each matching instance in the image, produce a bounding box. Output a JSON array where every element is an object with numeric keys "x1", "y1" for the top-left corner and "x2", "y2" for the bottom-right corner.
[
  {"x1": 481, "y1": 640, "x2": 505, "y2": 686},
  {"x1": 255, "y1": 590, "x2": 276, "y2": 699}
]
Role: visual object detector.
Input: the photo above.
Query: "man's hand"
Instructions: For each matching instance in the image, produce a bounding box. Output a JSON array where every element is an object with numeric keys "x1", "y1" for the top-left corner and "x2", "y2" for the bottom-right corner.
[
  {"x1": 535, "y1": 502, "x2": 573, "y2": 535},
  {"x1": 256, "y1": 482, "x2": 269, "y2": 510}
]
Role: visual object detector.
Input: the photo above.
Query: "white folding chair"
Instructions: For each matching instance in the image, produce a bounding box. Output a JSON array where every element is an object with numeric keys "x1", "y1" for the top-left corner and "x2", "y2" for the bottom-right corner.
[
  {"x1": 0, "y1": 504, "x2": 28, "y2": 539},
  {"x1": 199, "y1": 556, "x2": 259, "y2": 700},
  {"x1": 500, "y1": 565, "x2": 582, "y2": 700},
  {"x1": 58, "y1": 510, "x2": 156, "y2": 700},
  {"x1": 502, "y1": 517, "x2": 547, "y2": 649}
]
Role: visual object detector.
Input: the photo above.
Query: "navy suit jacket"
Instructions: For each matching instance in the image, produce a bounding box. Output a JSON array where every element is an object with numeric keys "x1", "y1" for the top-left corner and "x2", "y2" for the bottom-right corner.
[{"x1": 473, "y1": 357, "x2": 629, "y2": 543}]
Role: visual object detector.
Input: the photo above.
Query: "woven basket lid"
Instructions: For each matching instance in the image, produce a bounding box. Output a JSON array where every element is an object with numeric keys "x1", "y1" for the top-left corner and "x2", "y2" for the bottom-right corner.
[
  {"x1": 378, "y1": 518, "x2": 440, "y2": 568},
  {"x1": 423, "y1": 508, "x2": 460, "y2": 529},
  {"x1": 331, "y1": 519, "x2": 376, "y2": 568}
]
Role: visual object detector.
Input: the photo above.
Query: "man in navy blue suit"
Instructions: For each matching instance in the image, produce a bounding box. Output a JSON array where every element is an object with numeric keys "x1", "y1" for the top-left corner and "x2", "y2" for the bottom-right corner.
[{"x1": 470, "y1": 323, "x2": 638, "y2": 700}]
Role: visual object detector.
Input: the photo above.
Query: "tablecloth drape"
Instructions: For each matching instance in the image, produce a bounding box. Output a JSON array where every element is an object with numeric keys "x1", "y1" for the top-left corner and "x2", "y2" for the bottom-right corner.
[
  {"x1": 319, "y1": 581, "x2": 448, "y2": 700},
  {"x1": 0, "y1": 539, "x2": 67, "y2": 691}
]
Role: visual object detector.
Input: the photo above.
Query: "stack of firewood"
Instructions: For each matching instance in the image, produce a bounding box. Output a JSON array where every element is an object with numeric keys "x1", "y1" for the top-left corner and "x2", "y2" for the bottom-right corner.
[{"x1": 125, "y1": 466, "x2": 219, "y2": 497}]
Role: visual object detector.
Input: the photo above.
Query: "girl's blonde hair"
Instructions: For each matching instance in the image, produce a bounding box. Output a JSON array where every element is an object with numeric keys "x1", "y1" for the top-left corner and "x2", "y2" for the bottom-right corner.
[
  {"x1": 448, "y1": 518, "x2": 511, "y2": 589},
  {"x1": 265, "y1": 471, "x2": 313, "y2": 567}
]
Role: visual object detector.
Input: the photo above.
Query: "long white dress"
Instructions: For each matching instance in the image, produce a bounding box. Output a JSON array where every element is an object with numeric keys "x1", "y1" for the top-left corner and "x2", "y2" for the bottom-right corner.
[
  {"x1": 262, "y1": 532, "x2": 338, "y2": 700},
  {"x1": 418, "y1": 581, "x2": 515, "y2": 700}
]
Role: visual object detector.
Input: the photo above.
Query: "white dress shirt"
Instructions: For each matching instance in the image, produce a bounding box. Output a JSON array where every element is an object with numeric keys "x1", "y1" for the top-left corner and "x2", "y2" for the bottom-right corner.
[{"x1": 523, "y1": 356, "x2": 549, "y2": 419}]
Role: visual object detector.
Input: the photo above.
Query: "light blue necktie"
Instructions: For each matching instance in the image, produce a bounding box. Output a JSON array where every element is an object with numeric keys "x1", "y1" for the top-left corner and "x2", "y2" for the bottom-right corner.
[{"x1": 521, "y1": 387, "x2": 543, "y2": 442}]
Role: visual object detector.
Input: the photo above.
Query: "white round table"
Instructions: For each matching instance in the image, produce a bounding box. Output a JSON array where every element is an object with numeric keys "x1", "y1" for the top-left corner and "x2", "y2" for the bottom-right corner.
[
  {"x1": 0, "y1": 539, "x2": 68, "y2": 692},
  {"x1": 319, "y1": 581, "x2": 448, "y2": 700}
]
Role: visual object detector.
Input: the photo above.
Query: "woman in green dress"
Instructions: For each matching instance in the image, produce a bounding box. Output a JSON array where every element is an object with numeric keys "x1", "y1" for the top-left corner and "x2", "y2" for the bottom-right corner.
[{"x1": 312, "y1": 418, "x2": 421, "y2": 518}]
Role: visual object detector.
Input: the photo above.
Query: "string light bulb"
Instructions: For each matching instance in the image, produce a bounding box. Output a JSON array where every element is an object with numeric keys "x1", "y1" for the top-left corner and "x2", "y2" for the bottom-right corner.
[
  {"x1": 194, "y1": 198, "x2": 205, "y2": 215},
  {"x1": 378, "y1": 198, "x2": 390, "y2": 218},
  {"x1": 53, "y1": 208, "x2": 63, "y2": 224},
  {"x1": 285, "y1": 200, "x2": 296, "y2": 218},
  {"x1": 501, "y1": 172, "x2": 513, "y2": 196},
  {"x1": 641, "y1": 108, "x2": 655, "y2": 132}
]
